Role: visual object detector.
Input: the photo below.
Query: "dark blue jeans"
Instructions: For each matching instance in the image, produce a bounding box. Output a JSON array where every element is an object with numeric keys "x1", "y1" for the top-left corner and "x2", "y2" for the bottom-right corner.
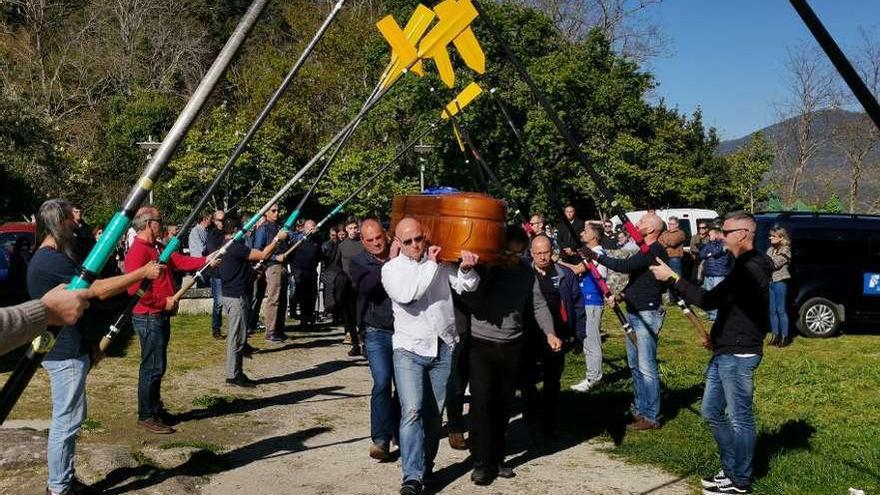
[
  {"x1": 702, "y1": 353, "x2": 762, "y2": 488},
  {"x1": 211, "y1": 276, "x2": 223, "y2": 332},
  {"x1": 769, "y1": 281, "x2": 789, "y2": 338},
  {"x1": 364, "y1": 327, "x2": 399, "y2": 444},
  {"x1": 133, "y1": 313, "x2": 171, "y2": 421}
]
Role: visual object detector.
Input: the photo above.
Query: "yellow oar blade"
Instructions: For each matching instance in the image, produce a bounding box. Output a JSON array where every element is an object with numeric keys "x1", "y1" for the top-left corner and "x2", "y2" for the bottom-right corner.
[
  {"x1": 453, "y1": 126, "x2": 466, "y2": 151},
  {"x1": 419, "y1": 0, "x2": 479, "y2": 88},
  {"x1": 441, "y1": 82, "x2": 482, "y2": 119},
  {"x1": 377, "y1": 15, "x2": 418, "y2": 89},
  {"x1": 452, "y1": 28, "x2": 485, "y2": 75}
]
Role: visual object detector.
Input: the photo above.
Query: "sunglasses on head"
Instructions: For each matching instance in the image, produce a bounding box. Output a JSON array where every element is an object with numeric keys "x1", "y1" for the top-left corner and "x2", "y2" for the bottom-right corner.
[{"x1": 399, "y1": 235, "x2": 424, "y2": 246}]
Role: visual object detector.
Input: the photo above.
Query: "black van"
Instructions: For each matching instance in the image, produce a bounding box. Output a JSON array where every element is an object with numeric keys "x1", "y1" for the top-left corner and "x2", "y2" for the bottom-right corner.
[{"x1": 755, "y1": 212, "x2": 880, "y2": 337}]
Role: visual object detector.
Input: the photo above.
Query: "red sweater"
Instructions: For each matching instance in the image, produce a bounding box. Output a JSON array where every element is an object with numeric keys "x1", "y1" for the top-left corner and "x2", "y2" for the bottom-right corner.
[{"x1": 125, "y1": 236, "x2": 206, "y2": 314}]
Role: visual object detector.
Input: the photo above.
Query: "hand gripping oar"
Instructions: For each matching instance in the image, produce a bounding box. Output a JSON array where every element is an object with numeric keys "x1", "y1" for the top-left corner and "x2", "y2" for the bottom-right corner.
[
  {"x1": 0, "y1": 0, "x2": 272, "y2": 424},
  {"x1": 277, "y1": 118, "x2": 448, "y2": 261},
  {"x1": 488, "y1": 87, "x2": 636, "y2": 345},
  {"x1": 469, "y1": 0, "x2": 709, "y2": 344},
  {"x1": 166, "y1": 3, "x2": 484, "y2": 304},
  {"x1": 97, "y1": 0, "x2": 348, "y2": 355}
]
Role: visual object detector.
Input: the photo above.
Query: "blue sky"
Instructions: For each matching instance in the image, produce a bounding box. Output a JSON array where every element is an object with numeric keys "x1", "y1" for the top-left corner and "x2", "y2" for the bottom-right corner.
[{"x1": 649, "y1": 1, "x2": 879, "y2": 140}]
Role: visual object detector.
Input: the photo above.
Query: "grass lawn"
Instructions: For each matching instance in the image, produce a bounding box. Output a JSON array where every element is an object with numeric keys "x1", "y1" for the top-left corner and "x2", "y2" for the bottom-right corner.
[
  {"x1": 0, "y1": 314, "x2": 271, "y2": 454},
  {"x1": 558, "y1": 308, "x2": 880, "y2": 495}
]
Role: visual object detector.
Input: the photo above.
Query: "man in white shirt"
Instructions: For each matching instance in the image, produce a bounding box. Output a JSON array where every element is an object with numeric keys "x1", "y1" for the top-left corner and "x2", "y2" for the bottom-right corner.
[{"x1": 381, "y1": 217, "x2": 479, "y2": 495}]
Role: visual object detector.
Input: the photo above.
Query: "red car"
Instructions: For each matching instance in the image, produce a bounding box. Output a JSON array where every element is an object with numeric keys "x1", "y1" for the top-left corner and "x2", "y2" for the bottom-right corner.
[{"x1": 0, "y1": 222, "x2": 36, "y2": 283}]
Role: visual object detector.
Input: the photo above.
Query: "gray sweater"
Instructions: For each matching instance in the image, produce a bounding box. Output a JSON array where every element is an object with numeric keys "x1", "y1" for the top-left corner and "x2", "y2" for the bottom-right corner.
[
  {"x1": 0, "y1": 300, "x2": 49, "y2": 357},
  {"x1": 463, "y1": 261, "x2": 555, "y2": 343}
]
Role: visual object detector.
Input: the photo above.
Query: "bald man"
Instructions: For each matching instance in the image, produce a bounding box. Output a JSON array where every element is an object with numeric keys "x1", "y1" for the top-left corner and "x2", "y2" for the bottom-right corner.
[
  {"x1": 651, "y1": 211, "x2": 772, "y2": 495},
  {"x1": 524, "y1": 234, "x2": 584, "y2": 444},
  {"x1": 350, "y1": 219, "x2": 399, "y2": 461},
  {"x1": 125, "y1": 205, "x2": 211, "y2": 434},
  {"x1": 381, "y1": 217, "x2": 479, "y2": 495},
  {"x1": 583, "y1": 212, "x2": 669, "y2": 431}
]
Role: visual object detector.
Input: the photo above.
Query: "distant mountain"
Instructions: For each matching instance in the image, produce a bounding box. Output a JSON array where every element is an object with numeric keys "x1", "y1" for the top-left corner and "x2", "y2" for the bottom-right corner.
[{"x1": 717, "y1": 109, "x2": 880, "y2": 211}]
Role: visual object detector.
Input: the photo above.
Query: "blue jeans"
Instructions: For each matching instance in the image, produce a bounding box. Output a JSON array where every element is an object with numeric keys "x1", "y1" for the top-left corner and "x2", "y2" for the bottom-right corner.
[
  {"x1": 769, "y1": 281, "x2": 789, "y2": 338},
  {"x1": 702, "y1": 276, "x2": 725, "y2": 321},
  {"x1": 133, "y1": 313, "x2": 171, "y2": 421},
  {"x1": 365, "y1": 326, "x2": 399, "y2": 444},
  {"x1": 211, "y1": 277, "x2": 223, "y2": 332},
  {"x1": 702, "y1": 354, "x2": 762, "y2": 488},
  {"x1": 625, "y1": 309, "x2": 664, "y2": 423},
  {"x1": 393, "y1": 341, "x2": 452, "y2": 483},
  {"x1": 42, "y1": 354, "x2": 89, "y2": 493}
]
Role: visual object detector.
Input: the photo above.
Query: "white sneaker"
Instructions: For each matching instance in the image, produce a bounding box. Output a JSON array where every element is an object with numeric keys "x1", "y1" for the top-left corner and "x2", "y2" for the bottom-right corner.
[{"x1": 570, "y1": 378, "x2": 595, "y2": 393}]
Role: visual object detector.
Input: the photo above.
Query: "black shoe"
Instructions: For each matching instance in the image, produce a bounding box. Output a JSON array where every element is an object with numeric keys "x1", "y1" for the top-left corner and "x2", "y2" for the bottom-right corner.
[
  {"x1": 768, "y1": 335, "x2": 780, "y2": 346},
  {"x1": 212, "y1": 331, "x2": 224, "y2": 340},
  {"x1": 399, "y1": 480, "x2": 423, "y2": 495},
  {"x1": 497, "y1": 465, "x2": 515, "y2": 478},
  {"x1": 226, "y1": 374, "x2": 257, "y2": 388},
  {"x1": 703, "y1": 483, "x2": 751, "y2": 495},
  {"x1": 470, "y1": 468, "x2": 496, "y2": 486},
  {"x1": 347, "y1": 345, "x2": 362, "y2": 357},
  {"x1": 780, "y1": 337, "x2": 792, "y2": 347}
]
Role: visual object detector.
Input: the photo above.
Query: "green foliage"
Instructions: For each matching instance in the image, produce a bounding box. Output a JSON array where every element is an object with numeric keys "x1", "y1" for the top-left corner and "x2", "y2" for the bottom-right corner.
[
  {"x1": 0, "y1": 93, "x2": 67, "y2": 219},
  {"x1": 728, "y1": 131, "x2": 775, "y2": 212},
  {"x1": 0, "y1": 0, "x2": 741, "y2": 228}
]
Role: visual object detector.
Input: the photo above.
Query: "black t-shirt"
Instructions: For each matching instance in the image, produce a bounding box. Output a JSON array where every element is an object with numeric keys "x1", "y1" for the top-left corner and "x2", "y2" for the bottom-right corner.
[
  {"x1": 26, "y1": 247, "x2": 84, "y2": 361},
  {"x1": 218, "y1": 240, "x2": 251, "y2": 298},
  {"x1": 535, "y1": 264, "x2": 565, "y2": 331}
]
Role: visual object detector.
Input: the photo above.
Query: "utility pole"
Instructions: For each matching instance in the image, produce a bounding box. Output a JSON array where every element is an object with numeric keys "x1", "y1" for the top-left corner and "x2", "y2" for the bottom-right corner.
[{"x1": 136, "y1": 138, "x2": 162, "y2": 204}]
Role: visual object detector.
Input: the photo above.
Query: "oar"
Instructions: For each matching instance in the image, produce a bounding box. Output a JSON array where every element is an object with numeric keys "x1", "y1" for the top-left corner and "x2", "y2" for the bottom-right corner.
[
  {"x1": 0, "y1": 0, "x2": 273, "y2": 424},
  {"x1": 97, "y1": 0, "x2": 349, "y2": 355}
]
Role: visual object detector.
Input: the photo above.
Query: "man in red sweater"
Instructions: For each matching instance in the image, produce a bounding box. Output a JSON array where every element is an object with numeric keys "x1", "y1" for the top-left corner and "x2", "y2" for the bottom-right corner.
[{"x1": 125, "y1": 206, "x2": 213, "y2": 434}]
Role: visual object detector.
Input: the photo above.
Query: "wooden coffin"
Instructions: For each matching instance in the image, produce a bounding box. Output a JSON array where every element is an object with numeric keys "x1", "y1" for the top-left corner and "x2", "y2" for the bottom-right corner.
[{"x1": 390, "y1": 192, "x2": 506, "y2": 264}]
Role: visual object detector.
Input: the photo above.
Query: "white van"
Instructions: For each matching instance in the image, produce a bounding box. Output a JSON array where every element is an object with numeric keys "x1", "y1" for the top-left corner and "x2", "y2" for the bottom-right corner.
[{"x1": 611, "y1": 208, "x2": 719, "y2": 246}]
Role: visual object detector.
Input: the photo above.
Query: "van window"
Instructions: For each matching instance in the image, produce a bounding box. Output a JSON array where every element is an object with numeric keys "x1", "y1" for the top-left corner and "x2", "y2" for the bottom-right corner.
[{"x1": 793, "y1": 228, "x2": 869, "y2": 265}]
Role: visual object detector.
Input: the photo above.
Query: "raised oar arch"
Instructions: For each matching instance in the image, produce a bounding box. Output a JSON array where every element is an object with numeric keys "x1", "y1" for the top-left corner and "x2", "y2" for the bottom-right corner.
[
  {"x1": 98, "y1": 0, "x2": 349, "y2": 355},
  {"x1": 0, "y1": 0, "x2": 274, "y2": 424}
]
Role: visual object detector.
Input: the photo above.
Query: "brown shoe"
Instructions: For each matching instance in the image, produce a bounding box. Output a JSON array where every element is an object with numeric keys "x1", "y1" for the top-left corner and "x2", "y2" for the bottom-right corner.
[
  {"x1": 369, "y1": 441, "x2": 392, "y2": 461},
  {"x1": 627, "y1": 417, "x2": 661, "y2": 431},
  {"x1": 448, "y1": 431, "x2": 469, "y2": 450},
  {"x1": 137, "y1": 416, "x2": 175, "y2": 434}
]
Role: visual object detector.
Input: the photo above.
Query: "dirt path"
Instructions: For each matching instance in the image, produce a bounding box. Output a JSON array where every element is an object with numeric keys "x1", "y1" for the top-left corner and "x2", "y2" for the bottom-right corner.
[{"x1": 197, "y1": 325, "x2": 694, "y2": 495}]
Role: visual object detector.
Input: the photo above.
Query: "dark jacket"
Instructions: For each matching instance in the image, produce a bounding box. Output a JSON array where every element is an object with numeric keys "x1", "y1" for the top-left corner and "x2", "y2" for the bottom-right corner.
[
  {"x1": 700, "y1": 240, "x2": 733, "y2": 277},
  {"x1": 205, "y1": 225, "x2": 225, "y2": 278},
  {"x1": 674, "y1": 249, "x2": 772, "y2": 356},
  {"x1": 556, "y1": 217, "x2": 585, "y2": 263},
  {"x1": 554, "y1": 264, "x2": 586, "y2": 340},
  {"x1": 290, "y1": 236, "x2": 322, "y2": 273},
  {"x1": 349, "y1": 250, "x2": 393, "y2": 330},
  {"x1": 597, "y1": 241, "x2": 669, "y2": 313}
]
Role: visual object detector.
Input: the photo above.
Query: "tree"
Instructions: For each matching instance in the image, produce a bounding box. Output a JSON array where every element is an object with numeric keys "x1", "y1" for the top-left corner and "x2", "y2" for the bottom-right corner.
[
  {"x1": 777, "y1": 43, "x2": 838, "y2": 203},
  {"x1": 728, "y1": 132, "x2": 774, "y2": 212}
]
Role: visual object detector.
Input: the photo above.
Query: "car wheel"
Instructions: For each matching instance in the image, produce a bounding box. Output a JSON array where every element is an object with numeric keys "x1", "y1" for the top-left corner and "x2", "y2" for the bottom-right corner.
[{"x1": 797, "y1": 297, "x2": 841, "y2": 338}]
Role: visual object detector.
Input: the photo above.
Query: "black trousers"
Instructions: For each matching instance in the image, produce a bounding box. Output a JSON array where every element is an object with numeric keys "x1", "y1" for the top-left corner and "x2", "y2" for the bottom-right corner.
[
  {"x1": 445, "y1": 330, "x2": 470, "y2": 433},
  {"x1": 293, "y1": 269, "x2": 317, "y2": 325},
  {"x1": 248, "y1": 271, "x2": 267, "y2": 331},
  {"x1": 468, "y1": 337, "x2": 524, "y2": 471},
  {"x1": 524, "y1": 336, "x2": 566, "y2": 435},
  {"x1": 343, "y1": 284, "x2": 359, "y2": 345}
]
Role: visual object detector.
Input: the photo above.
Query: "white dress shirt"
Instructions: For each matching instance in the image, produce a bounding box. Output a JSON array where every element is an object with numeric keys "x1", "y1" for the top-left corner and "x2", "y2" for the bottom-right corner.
[{"x1": 381, "y1": 254, "x2": 480, "y2": 357}]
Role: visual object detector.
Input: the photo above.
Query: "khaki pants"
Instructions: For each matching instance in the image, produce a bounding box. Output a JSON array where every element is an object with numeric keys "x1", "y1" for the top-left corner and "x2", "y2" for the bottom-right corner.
[{"x1": 262, "y1": 263, "x2": 288, "y2": 337}]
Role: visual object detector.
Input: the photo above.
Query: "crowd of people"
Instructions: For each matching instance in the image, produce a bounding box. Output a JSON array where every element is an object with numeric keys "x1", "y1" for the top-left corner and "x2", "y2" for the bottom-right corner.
[{"x1": 0, "y1": 198, "x2": 800, "y2": 495}]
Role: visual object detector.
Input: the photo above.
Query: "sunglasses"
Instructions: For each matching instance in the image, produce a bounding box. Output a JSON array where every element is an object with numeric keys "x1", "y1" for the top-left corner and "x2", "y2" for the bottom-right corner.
[
  {"x1": 722, "y1": 228, "x2": 750, "y2": 236},
  {"x1": 399, "y1": 235, "x2": 424, "y2": 246}
]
